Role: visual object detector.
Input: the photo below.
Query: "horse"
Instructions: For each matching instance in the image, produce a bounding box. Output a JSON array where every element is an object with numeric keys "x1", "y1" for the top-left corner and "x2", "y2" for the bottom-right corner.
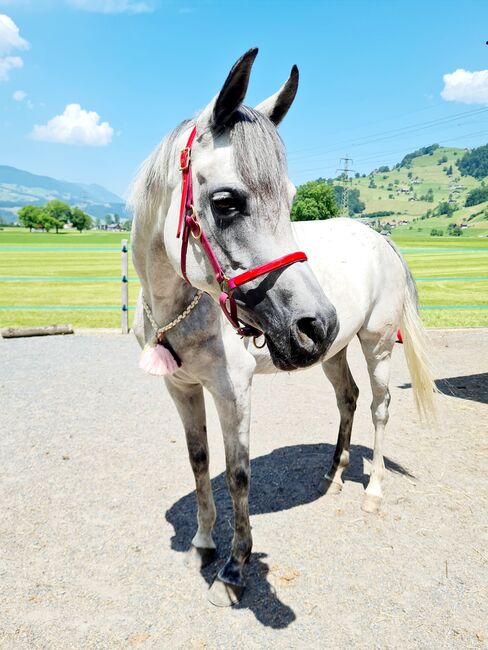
[{"x1": 129, "y1": 48, "x2": 436, "y2": 607}]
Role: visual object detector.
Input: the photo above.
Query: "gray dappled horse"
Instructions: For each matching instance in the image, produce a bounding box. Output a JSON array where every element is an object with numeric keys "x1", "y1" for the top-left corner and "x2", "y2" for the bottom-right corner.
[{"x1": 129, "y1": 49, "x2": 436, "y2": 606}]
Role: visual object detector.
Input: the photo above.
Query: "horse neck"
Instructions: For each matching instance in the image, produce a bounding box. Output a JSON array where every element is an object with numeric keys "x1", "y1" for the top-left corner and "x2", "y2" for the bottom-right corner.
[{"x1": 132, "y1": 217, "x2": 196, "y2": 328}]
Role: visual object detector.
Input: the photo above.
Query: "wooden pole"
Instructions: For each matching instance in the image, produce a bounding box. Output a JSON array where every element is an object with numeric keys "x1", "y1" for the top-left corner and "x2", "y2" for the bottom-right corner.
[
  {"x1": 121, "y1": 239, "x2": 129, "y2": 334},
  {"x1": 2, "y1": 324, "x2": 74, "y2": 338}
]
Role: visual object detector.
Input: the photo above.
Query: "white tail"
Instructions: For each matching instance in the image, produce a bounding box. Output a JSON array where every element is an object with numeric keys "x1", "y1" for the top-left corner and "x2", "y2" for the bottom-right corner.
[{"x1": 400, "y1": 279, "x2": 438, "y2": 422}]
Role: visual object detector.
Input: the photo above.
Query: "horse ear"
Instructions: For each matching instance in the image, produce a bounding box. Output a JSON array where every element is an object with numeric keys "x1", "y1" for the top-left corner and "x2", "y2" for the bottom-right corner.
[
  {"x1": 255, "y1": 65, "x2": 299, "y2": 126},
  {"x1": 197, "y1": 48, "x2": 258, "y2": 132}
]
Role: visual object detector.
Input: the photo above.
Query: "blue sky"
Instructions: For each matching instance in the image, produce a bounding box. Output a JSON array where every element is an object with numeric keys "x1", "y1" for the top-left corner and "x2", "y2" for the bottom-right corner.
[{"x1": 1, "y1": 0, "x2": 488, "y2": 197}]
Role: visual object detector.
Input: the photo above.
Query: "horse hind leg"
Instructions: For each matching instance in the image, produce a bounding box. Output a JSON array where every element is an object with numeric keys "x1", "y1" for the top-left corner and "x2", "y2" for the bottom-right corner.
[
  {"x1": 164, "y1": 377, "x2": 217, "y2": 568},
  {"x1": 321, "y1": 347, "x2": 359, "y2": 495},
  {"x1": 358, "y1": 332, "x2": 395, "y2": 514}
]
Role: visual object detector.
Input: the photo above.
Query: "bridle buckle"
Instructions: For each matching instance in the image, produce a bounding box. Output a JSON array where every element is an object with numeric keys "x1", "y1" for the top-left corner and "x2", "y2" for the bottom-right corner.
[
  {"x1": 179, "y1": 147, "x2": 191, "y2": 171},
  {"x1": 219, "y1": 275, "x2": 234, "y2": 298}
]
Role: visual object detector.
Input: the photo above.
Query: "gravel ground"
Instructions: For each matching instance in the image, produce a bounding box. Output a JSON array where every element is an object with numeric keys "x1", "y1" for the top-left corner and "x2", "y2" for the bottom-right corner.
[{"x1": 1, "y1": 329, "x2": 487, "y2": 650}]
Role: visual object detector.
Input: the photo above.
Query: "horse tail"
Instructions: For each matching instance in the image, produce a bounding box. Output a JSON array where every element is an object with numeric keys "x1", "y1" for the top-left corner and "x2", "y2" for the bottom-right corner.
[
  {"x1": 399, "y1": 259, "x2": 438, "y2": 422},
  {"x1": 385, "y1": 240, "x2": 438, "y2": 421}
]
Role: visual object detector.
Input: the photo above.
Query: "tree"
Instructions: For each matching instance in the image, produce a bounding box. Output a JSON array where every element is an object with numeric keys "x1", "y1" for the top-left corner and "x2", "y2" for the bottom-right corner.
[
  {"x1": 420, "y1": 188, "x2": 434, "y2": 202},
  {"x1": 457, "y1": 144, "x2": 488, "y2": 179},
  {"x1": 447, "y1": 223, "x2": 462, "y2": 236},
  {"x1": 333, "y1": 186, "x2": 365, "y2": 216},
  {"x1": 37, "y1": 210, "x2": 60, "y2": 232},
  {"x1": 399, "y1": 144, "x2": 439, "y2": 168},
  {"x1": 18, "y1": 205, "x2": 42, "y2": 231},
  {"x1": 44, "y1": 200, "x2": 72, "y2": 233},
  {"x1": 113, "y1": 213, "x2": 120, "y2": 225},
  {"x1": 71, "y1": 207, "x2": 92, "y2": 232},
  {"x1": 290, "y1": 180, "x2": 339, "y2": 221},
  {"x1": 465, "y1": 186, "x2": 488, "y2": 207},
  {"x1": 437, "y1": 201, "x2": 456, "y2": 217}
]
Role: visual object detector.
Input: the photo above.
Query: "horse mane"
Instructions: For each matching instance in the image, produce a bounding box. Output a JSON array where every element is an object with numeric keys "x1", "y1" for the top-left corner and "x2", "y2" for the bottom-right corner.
[
  {"x1": 128, "y1": 119, "x2": 192, "y2": 226},
  {"x1": 128, "y1": 107, "x2": 287, "y2": 226}
]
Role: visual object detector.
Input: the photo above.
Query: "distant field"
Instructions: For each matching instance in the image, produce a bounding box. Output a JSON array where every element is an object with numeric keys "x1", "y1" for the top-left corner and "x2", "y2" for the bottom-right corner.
[
  {"x1": 0, "y1": 227, "x2": 487, "y2": 329},
  {"x1": 0, "y1": 229, "x2": 138, "y2": 328}
]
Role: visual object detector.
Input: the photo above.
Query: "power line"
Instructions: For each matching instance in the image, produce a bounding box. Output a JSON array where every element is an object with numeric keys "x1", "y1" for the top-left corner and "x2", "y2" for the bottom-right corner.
[
  {"x1": 294, "y1": 127, "x2": 488, "y2": 179},
  {"x1": 287, "y1": 106, "x2": 488, "y2": 163}
]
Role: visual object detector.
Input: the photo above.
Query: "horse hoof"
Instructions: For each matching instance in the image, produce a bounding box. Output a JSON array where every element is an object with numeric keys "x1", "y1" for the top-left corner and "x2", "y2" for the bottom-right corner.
[
  {"x1": 184, "y1": 545, "x2": 217, "y2": 569},
  {"x1": 362, "y1": 494, "x2": 382, "y2": 514},
  {"x1": 320, "y1": 476, "x2": 343, "y2": 495},
  {"x1": 207, "y1": 577, "x2": 244, "y2": 607}
]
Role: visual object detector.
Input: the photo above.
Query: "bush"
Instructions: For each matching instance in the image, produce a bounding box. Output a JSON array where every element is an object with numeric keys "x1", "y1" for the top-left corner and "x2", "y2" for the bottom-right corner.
[
  {"x1": 361, "y1": 210, "x2": 394, "y2": 219},
  {"x1": 430, "y1": 228, "x2": 444, "y2": 236},
  {"x1": 437, "y1": 201, "x2": 456, "y2": 217},
  {"x1": 447, "y1": 223, "x2": 463, "y2": 236}
]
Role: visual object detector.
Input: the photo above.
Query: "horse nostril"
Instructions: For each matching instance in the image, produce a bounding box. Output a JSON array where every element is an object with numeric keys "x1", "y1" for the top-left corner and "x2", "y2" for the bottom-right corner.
[{"x1": 295, "y1": 317, "x2": 325, "y2": 349}]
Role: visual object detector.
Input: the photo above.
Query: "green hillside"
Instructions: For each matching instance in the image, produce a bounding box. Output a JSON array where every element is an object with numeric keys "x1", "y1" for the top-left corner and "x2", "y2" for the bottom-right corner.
[{"x1": 341, "y1": 146, "x2": 488, "y2": 238}]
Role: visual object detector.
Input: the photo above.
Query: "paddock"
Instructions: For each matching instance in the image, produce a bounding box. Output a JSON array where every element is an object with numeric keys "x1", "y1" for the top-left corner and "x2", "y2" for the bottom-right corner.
[{"x1": 1, "y1": 329, "x2": 487, "y2": 649}]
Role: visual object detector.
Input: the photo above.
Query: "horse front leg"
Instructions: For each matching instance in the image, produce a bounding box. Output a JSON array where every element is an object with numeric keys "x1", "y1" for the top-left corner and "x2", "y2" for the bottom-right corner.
[
  {"x1": 321, "y1": 346, "x2": 359, "y2": 495},
  {"x1": 165, "y1": 377, "x2": 217, "y2": 567},
  {"x1": 206, "y1": 369, "x2": 253, "y2": 607}
]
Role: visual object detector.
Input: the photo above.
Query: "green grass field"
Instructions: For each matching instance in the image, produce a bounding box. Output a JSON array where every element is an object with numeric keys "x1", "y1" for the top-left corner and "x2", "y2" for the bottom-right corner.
[{"x1": 0, "y1": 227, "x2": 487, "y2": 329}]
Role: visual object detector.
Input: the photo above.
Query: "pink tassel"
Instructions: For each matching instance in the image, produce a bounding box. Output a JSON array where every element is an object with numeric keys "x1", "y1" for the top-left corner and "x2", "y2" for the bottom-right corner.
[{"x1": 139, "y1": 343, "x2": 179, "y2": 376}]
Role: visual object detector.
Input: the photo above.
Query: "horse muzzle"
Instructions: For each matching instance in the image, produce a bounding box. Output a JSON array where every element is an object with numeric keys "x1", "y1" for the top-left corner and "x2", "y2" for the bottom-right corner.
[{"x1": 265, "y1": 308, "x2": 339, "y2": 371}]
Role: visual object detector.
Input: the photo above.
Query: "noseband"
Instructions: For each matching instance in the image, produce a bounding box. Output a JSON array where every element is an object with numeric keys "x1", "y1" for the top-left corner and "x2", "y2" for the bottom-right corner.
[{"x1": 177, "y1": 126, "x2": 308, "y2": 338}]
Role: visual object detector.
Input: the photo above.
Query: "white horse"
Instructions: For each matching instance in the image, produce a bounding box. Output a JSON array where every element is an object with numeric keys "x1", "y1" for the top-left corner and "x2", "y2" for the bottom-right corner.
[{"x1": 129, "y1": 48, "x2": 436, "y2": 606}]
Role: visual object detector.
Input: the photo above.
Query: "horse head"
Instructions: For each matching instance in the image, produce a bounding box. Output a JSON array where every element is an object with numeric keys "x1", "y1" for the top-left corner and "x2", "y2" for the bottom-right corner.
[{"x1": 162, "y1": 49, "x2": 339, "y2": 370}]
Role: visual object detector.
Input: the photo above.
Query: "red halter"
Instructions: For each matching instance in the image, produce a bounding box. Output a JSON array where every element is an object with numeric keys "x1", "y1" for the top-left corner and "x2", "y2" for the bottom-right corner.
[{"x1": 177, "y1": 126, "x2": 308, "y2": 337}]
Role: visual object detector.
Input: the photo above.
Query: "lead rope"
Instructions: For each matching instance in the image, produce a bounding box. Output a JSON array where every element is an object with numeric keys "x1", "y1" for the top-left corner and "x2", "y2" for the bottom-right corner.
[{"x1": 139, "y1": 290, "x2": 204, "y2": 376}]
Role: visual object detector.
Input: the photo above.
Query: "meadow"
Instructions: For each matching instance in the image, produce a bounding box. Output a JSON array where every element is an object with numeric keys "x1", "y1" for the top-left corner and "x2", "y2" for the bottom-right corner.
[{"x1": 0, "y1": 227, "x2": 487, "y2": 329}]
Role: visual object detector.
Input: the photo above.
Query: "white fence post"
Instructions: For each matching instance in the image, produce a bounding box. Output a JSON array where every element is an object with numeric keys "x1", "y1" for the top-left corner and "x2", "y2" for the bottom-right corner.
[{"x1": 121, "y1": 239, "x2": 129, "y2": 334}]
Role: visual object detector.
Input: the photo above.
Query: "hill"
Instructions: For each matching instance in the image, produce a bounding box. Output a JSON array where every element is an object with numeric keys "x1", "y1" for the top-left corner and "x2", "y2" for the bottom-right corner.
[
  {"x1": 337, "y1": 145, "x2": 488, "y2": 238},
  {"x1": 0, "y1": 165, "x2": 129, "y2": 224}
]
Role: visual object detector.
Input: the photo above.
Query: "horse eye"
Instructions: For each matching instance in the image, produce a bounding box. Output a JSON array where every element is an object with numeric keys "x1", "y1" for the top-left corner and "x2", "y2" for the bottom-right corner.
[{"x1": 211, "y1": 191, "x2": 241, "y2": 215}]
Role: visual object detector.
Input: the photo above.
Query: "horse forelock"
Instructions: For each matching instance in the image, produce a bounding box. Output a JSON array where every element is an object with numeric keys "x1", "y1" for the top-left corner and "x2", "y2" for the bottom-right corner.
[{"x1": 128, "y1": 107, "x2": 288, "y2": 227}]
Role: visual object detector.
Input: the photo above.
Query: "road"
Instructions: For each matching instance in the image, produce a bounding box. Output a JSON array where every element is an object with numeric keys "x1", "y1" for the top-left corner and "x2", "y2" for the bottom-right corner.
[{"x1": 1, "y1": 330, "x2": 487, "y2": 649}]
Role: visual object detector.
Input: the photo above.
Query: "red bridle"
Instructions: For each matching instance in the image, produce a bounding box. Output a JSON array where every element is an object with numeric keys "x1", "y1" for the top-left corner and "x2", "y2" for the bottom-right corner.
[{"x1": 177, "y1": 126, "x2": 308, "y2": 337}]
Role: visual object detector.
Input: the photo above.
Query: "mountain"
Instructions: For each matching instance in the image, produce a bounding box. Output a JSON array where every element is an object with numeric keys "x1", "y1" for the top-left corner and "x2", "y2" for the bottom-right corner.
[
  {"x1": 338, "y1": 145, "x2": 488, "y2": 236},
  {"x1": 0, "y1": 165, "x2": 129, "y2": 223}
]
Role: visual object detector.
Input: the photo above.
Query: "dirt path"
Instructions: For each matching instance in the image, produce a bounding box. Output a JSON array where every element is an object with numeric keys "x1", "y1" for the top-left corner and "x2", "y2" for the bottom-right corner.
[{"x1": 1, "y1": 329, "x2": 487, "y2": 649}]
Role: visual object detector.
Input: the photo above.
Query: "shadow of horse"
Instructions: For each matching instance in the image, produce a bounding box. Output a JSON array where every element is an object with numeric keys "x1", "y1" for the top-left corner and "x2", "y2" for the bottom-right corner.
[
  {"x1": 165, "y1": 443, "x2": 412, "y2": 628},
  {"x1": 399, "y1": 372, "x2": 488, "y2": 405}
]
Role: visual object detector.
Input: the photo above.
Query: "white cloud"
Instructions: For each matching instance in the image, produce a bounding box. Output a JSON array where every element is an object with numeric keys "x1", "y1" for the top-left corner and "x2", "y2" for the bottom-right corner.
[
  {"x1": 0, "y1": 54, "x2": 21, "y2": 80},
  {"x1": 0, "y1": 14, "x2": 29, "y2": 81},
  {"x1": 67, "y1": 0, "x2": 154, "y2": 13},
  {"x1": 0, "y1": 13, "x2": 28, "y2": 82},
  {"x1": 0, "y1": 14, "x2": 29, "y2": 55},
  {"x1": 32, "y1": 103, "x2": 114, "y2": 146},
  {"x1": 13, "y1": 88, "x2": 26, "y2": 101},
  {"x1": 441, "y1": 68, "x2": 488, "y2": 105}
]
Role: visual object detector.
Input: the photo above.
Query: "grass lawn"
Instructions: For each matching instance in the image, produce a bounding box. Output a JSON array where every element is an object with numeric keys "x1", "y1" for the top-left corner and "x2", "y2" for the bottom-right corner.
[{"x1": 1, "y1": 227, "x2": 487, "y2": 329}]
